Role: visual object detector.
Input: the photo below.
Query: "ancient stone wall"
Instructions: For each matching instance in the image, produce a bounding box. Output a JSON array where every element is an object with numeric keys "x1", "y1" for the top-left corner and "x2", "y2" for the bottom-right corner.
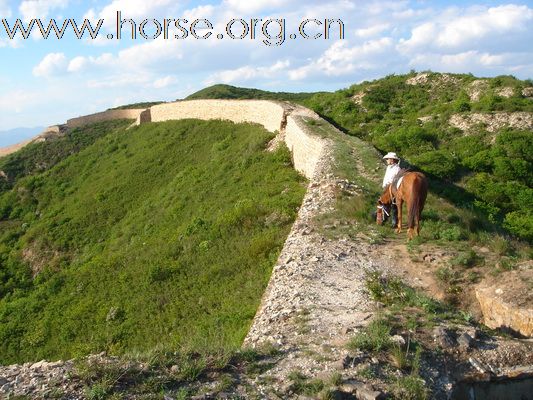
[
  {"x1": 2, "y1": 100, "x2": 327, "y2": 180},
  {"x1": 0, "y1": 125, "x2": 64, "y2": 157},
  {"x1": 284, "y1": 113, "x2": 325, "y2": 179},
  {"x1": 149, "y1": 100, "x2": 286, "y2": 134},
  {"x1": 147, "y1": 100, "x2": 325, "y2": 180},
  {"x1": 67, "y1": 109, "x2": 145, "y2": 128}
]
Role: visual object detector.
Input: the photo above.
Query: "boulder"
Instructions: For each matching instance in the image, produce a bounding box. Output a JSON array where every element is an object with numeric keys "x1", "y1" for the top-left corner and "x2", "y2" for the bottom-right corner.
[{"x1": 476, "y1": 286, "x2": 533, "y2": 337}]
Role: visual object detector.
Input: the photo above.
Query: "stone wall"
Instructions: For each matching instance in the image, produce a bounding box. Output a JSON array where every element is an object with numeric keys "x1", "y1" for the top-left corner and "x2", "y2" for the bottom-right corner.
[
  {"x1": 284, "y1": 111, "x2": 325, "y2": 179},
  {"x1": 0, "y1": 125, "x2": 64, "y2": 158},
  {"x1": 67, "y1": 109, "x2": 146, "y2": 129},
  {"x1": 146, "y1": 100, "x2": 326, "y2": 180},
  {"x1": 2, "y1": 100, "x2": 327, "y2": 180},
  {"x1": 149, "y1": 100, "x2": 286, "y2": 135}
]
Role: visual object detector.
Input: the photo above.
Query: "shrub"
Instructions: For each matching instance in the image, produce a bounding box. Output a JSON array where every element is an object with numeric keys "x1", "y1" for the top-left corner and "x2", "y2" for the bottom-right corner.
[
  {"x1": 504, "y1": 211, "x2": 533, "y2": 242},
  {"x1": 450, "y1": 250, "x2": 482, "y2": 268},
  {"x1": 412, "y1": 150, "x2": 458, "y2": 179},
  {"x1": 347, "y1": 318, "x2": 392, "y2": 352},
  {"x1": 438, "y1": 226, "x2": 466, "y2": 241}
]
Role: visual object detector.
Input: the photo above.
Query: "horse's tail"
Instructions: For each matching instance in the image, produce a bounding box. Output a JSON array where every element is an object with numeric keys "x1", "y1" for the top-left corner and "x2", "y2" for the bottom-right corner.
[{"x1": 408, "y1": 173, "x2": 428, "y2": 229}]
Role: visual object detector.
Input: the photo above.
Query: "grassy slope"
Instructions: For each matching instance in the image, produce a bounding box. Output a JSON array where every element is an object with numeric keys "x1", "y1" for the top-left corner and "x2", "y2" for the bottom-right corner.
[
  {"x1": 187, "y1": 74, "x2": 533, "y2": 241},
  {"x1": 0, "y1": 120, "x2": 132, "y2": 193},
  {"x1": 0, "y1": 119, "x2": 306, "y2": 364},
  {"x1": 301, "y1": 72, "x2": 533, "y2": 242},
  {"x1": 185, "y1": 84, "x2": 319, "y2": 103},
  {"x1": 294, "y1": 75, "x2": 532, "y2": 314}
]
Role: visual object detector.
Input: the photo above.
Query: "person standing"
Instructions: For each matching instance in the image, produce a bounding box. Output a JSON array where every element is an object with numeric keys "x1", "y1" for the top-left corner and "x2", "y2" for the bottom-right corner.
[{"x1": 382, "y1": 152, "x2": 401, "y2": 227}]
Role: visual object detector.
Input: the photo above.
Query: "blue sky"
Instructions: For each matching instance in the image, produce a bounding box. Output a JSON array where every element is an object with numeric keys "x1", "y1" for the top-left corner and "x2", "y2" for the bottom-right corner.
[{"x1": 0, "y1": 0, "x2": 532, "y2": 131}]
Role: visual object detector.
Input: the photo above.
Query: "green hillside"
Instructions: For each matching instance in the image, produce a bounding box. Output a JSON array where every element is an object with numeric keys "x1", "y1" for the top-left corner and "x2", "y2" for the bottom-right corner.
[
  {"x1": 0, "y1": 119, "x2": 306, "y2": 363},
  {"x1": 185, "y1": 74, "x2": 533, "y2": 241},
  {"x1": 0, "y1": 120, "x2": 131, "y2": 193},
  {"x1": 301, "y1": 72, "x2": 533, "y2": 241},
  {"x1": 185, "y1": 84, "x2": 319, "y2": 103}
]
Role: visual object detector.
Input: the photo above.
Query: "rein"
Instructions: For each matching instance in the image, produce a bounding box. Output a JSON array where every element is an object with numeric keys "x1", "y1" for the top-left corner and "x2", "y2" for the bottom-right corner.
[{"x1": 377, "y1": 204, "x2": 390, "y2": 217}]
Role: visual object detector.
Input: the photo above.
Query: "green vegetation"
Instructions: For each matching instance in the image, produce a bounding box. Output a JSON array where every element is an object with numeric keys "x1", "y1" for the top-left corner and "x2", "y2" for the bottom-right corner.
[
  {"x1": 108, "y1": 102, "x2": 164, "y2": 110},
  {"x1": 302, "y1": 72, "x2": 533, "y2": 242},
  {"x1": 0, "y1": 120, "x2": 132, "y2": 193},
  {"x1": 0, "y1": 119, "x2": 306, "y2": 363},
  {"x1": 287, "y1": 371, "x2": 325, "y2": 396},
  {"x1": 347, "y1": 318, "x2": 392, "y2": 352},
  {"x1": 347, "y1": 273, "x2": 469, "y2": 400},
  {"x1": 70, "y1": 345, "x2": 280, "y2": 398},
  {"x1": 185, "y1": 84, "x2": 320, "y2": 103}
]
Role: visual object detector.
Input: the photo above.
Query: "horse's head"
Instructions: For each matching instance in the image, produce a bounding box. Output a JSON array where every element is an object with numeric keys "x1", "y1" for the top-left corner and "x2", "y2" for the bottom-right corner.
[
  {"x1": 376, "y1": 185, "x2": 393, "y2": 225},
  {"x1": 376, "y1": 199, "x2": 391, "y2": 225}
]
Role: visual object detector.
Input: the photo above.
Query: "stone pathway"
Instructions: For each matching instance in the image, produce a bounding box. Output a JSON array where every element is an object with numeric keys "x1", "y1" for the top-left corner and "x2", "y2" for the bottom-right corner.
[{"x1": 242, "y1": 141, "x2": 390, "y2": 397}]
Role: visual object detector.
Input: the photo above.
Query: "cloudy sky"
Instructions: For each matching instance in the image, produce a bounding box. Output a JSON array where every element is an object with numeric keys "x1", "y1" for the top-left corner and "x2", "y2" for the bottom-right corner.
[{"x1": 0, "y1": 0, "x2": 532, "y2": 131}]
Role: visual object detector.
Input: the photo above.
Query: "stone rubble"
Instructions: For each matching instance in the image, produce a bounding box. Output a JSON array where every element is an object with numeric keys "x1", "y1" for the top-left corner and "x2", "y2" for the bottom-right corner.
[{"x1": 0, "y1": 359, "x2": 82, "y2": 399}]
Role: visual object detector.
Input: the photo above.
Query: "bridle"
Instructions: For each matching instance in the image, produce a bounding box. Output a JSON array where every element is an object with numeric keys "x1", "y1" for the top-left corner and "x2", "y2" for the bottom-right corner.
[{"x1": 377, "y1": 203, "x2": 390, "y2": 218}]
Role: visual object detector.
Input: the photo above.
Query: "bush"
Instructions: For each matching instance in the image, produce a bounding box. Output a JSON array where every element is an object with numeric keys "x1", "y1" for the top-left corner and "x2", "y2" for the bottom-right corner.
[
  {"x1": 412, "y1": 151, "x2": 458, "y2": 179},
  {"x1": 504, "y1": 211, "x2": 533, "y2": 242},
  {"x1": 450, "y1": 250, "x2": 481, "y2": 268},
  {"x1": 438, "y1": 226, "x2": 465, "y2": 241},
  {"x1": 347, "y1": 318, "x2": 392, "y2": 352},
  {"x1": 454, "y1": 91, "x2": 471, "y2": 112}
]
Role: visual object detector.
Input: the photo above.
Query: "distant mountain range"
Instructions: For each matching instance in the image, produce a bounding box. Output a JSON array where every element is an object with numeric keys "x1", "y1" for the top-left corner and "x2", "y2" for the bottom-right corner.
[{"x1": 0, "y1": 126, "x2": 44, "y2": 147}]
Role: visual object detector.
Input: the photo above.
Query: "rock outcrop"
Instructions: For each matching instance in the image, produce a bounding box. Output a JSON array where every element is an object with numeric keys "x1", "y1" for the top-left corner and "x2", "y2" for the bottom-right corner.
[
  {"x1": 475, "y1": 267, "x2": 533, "y2": 337},
  {"x1": 449, "y1": 112, "x2": 533, "y2": 133}
]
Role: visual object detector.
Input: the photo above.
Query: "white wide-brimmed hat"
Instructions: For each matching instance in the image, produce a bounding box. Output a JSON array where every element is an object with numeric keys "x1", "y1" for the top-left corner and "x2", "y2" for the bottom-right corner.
[{"x1": 383, "y1": 152, "x2": 400, "y2": 160}]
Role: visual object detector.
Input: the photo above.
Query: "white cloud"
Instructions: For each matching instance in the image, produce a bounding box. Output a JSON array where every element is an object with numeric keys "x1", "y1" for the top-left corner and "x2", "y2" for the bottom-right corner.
[
  {"x1": 289, "y1": 38, "x2": 393, "y2": 80},
  {"x1": 222, "y1": 0, "x2": 292, "y2": 14},
  {"x1": 19, "y1": 0, "x2": 69, "y2": 22},
  {"x1": 205, "y1": 60, "x2": 290, "y2": 85},
  {"x1": 0, "y1": 38, "x2": 23, "y2": 49},
  {"x1": 33, "y1": 52, "x2": 67, "y2": 77},
  {"x1": 0, "y1": 90, "x2": 37, "y2": 113},
  {"x1": 182, "y1": 5, "x2": 215, "y2": 21},
  {"x1": 408, "y1": 50, "x2": 532, "y2": 74},
  {"x1": 355, "y1": 23, "x2": 390, "y2": 38},
  {"x1": 67, "y1": 56, "x2": 87, "y2": 72},
  {"x1": 0, "y1": 0, "x2": 12, "y2": 17},
  {"x1": 436, "y1": 5, "x2": 532, "y2": 48},
  {"x1": 397, "y1": 22, "x2": 436, "y2": 52},
  {"x1": 66, "y1": 38, "x2": 183, "y2": 76},
  {"x1": 153, "y1": 75, "x2": 178, "y2": 89},
  {"x1": 84, "y1": 0, "x2": 179, "y2": 32},
  {"x1": 87, "y1": 73, "x2": 151, "y2": 89},
  {"x1": 399, "y1": 5, "x2": 533, "y2": 54}
]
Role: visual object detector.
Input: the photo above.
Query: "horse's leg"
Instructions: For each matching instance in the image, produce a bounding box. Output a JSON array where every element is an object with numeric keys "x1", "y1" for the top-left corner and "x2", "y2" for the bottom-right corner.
[
  {"x1": 396, "y1": 198, "x2": 403, "y2": 233},
  {"x1": 407, "y1": 207, "x2": 413, "y2": 240}
]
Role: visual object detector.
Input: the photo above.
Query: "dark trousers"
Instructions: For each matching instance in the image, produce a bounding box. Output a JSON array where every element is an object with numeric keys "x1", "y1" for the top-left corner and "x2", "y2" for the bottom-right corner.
[{"x1": 391, "y1": 203, "x2": 398, "y2": 227}]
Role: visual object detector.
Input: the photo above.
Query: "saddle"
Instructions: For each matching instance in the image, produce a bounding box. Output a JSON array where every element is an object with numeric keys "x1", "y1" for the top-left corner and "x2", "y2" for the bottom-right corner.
[{"x1": 390, "y1": 169, "x2": 410, "y2": 198}]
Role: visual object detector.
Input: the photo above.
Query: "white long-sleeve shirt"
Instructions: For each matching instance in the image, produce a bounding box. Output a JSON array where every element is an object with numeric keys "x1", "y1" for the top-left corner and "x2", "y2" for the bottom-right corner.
[{"x1": 382, "y1": 163, "x2": 401, "y2": 188}]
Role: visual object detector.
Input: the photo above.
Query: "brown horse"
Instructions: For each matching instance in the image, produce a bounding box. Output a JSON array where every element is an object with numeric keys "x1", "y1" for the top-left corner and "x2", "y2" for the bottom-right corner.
[{"x1": 376, "y1": 172, "x2": 428, "y2": 240}]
